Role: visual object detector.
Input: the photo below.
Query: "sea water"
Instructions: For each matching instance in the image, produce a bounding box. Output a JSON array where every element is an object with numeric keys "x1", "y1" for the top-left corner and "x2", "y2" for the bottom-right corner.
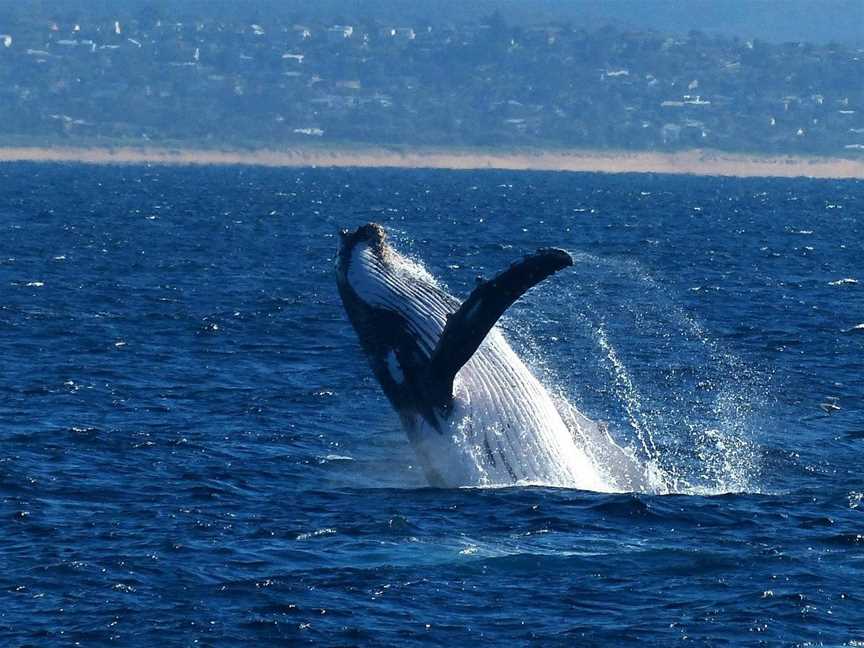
[{"x1": 1, "y1": 163, "x2": 862, "y2": 644}]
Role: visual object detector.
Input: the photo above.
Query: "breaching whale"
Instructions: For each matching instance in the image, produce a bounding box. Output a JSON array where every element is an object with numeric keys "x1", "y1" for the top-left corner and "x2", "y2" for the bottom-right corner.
[{"x1": 335, "y1": 223, "x2": 644, "y2": 491}]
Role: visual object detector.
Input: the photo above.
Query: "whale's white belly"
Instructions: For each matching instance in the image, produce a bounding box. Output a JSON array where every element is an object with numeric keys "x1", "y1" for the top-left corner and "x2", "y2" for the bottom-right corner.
[{"x1": 406, "y1": 329, "x2": 615, "y2": 492}]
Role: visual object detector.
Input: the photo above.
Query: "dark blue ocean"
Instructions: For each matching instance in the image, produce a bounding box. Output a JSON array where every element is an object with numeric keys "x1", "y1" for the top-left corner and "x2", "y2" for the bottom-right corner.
[{"x1": 1, "y1": 163, "x2": 862, "y2": 645}]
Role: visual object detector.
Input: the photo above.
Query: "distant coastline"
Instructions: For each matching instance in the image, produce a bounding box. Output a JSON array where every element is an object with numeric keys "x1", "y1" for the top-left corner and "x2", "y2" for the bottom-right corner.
[{"x1": 1, "y1": 145, "x2": 863, "y2": 179}]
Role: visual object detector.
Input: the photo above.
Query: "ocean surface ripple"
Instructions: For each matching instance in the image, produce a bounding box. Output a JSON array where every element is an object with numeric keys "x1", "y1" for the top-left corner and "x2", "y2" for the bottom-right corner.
[{"x1": 1, "y1": 164, "x2": 862, "y2": 645}]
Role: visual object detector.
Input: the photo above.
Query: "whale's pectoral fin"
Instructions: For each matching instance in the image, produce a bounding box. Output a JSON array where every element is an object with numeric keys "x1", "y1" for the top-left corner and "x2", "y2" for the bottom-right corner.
[{"x1": 428, "y1": 248, "x2": 573, "y2": 406}]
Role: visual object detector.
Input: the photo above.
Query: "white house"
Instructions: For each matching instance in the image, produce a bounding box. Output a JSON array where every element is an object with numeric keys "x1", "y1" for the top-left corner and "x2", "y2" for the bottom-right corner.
[
  {"x1": 327, "y1": 25, "x2": 353, "y2": 43},
  {"x1": 683, "y1": 95, "x2": 711, "y2": 106},
  {"x1": 385, "y1": 27, "x2": 415, "y2": 42}
]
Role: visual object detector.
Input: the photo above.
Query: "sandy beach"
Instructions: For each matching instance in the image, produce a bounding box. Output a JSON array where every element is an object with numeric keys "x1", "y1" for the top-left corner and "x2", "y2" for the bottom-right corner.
[{"x1": 1, "y1": 144, "x2": 863, "y2": 179}]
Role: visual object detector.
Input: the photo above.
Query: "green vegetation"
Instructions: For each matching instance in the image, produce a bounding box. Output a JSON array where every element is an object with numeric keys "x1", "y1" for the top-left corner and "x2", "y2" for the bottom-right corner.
[{"x1": 0, "y1": 7, "x2": 862, "y2": 157}]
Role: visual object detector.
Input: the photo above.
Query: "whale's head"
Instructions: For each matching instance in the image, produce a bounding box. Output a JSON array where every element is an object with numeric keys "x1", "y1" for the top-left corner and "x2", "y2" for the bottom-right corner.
[
  {"x1": 335, "y1": 223, "x2": 395, "y2": 317},
  {"x1": 335, "y1": 223, "x2": 451, "y2": 417},
  {"x1": 335, "y1": 223, "x2": 390, "y2": 288}
]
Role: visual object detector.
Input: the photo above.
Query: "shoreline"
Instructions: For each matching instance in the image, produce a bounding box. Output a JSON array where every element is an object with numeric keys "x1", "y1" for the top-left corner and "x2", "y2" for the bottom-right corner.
[{"x1": 1, "y1": 144, "x2": 863, "y2": 179}]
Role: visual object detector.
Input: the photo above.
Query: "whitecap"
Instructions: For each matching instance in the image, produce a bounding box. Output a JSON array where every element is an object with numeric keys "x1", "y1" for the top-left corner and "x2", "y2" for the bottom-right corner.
[
  {"x1": 322, "y1": 454, "x2": 354, "y2": 462},
  {"x1": 296, "y1": 528, "x2": 336, "y2": 541}
]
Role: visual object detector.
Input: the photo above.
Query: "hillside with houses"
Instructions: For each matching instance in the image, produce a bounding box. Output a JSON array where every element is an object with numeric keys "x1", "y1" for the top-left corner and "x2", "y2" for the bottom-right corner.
[{"x1": 0, "y1": 6, "x2": 862, "y2": 157}]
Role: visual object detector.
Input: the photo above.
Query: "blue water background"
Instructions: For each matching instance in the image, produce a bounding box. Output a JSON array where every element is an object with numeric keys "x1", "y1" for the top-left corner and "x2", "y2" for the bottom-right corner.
[{"x1": 1, "y1": 164, "x2": 862, "y2": 644}]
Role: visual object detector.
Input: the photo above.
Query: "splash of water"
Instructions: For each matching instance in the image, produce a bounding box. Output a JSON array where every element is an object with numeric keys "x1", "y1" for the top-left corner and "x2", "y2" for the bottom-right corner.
[{"x1": 506, "y1": 251, "x2": 766, "y2": 496}]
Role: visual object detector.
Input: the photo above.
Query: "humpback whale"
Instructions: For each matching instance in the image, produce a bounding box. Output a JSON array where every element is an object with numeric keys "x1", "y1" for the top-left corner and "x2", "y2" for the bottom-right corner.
[{"x1": 336, "y1": 223, "x2": 642, "y2": 491}]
